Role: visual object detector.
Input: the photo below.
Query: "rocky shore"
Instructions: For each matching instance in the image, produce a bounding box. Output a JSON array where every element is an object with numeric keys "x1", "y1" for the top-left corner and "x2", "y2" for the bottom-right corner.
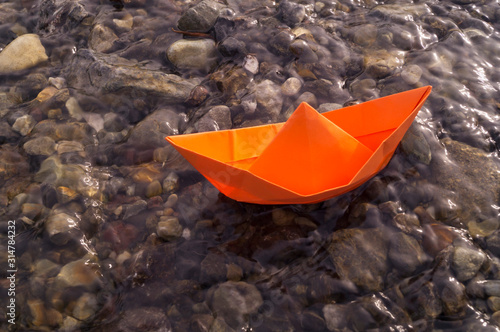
[{"x1": 1, "y1": 0, "x2": 500, "y2": 331}]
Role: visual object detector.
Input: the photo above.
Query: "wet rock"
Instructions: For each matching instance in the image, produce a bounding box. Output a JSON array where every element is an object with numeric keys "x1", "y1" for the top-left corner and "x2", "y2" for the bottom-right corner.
[
  {"x1": 146, "y1": 180, "x2": 162, "y2": 198},
  {"x1": 272, "y1": 208, "x2": 297, "y2": 226},
  {"x1": 278, "y1": 0, "x2": 306, "y2": 27},
  {"x1": 317, "y1": 103, "x2": 342, "y2": 113},
  {"x1": 73, "y1": 293, "x2": 98, "y2": 320},
  {"x1": 401, "y1": 64, "x2": 423, "y2": 85},
  {"x1": 23, "y1": 136, "x2": 56, "y2": 156},
  {"x1": 301, "y1": 310, "x2": 326, "y2": 331},
  {"x1": 209, "y1": 281, "x2": 263, "y2": 329},
  {"x1": 167, "y1": 39, "x2": 217, "y2": 71},
  {"x1": 452, "y1": 243, "x2": 486, "y2": 282},
  {"x1": 484, "y1": 281, "x2": 500, "y2": 297},
  {"x1": 323, "y1": 304, "x2": 348, "y2": 331},
  {"x1": 177, "y1": 0, "x2": 225, "y2": 32},
  {"x1": 0, "y1": 34, "x2": 48, "y2": 73},
  {"x1": 122, "y1": 200, "x2": 147, "y2": 220},
  {"x1": 12, "y1": 115, "x2": 36, "y2": 136},
  {"x1": 400, "y1": 123, "x2": 432, "y2": 165},
  {"x1": 162, "y1": 172, "x2": 179, "y2": 194},
  {"x1": 439, "y1": 278, "x2": 467, "y2": 316},
  {"x1": 38, "y1": 0, "x2": 91, "y2": 33},
  {"x1": 243, "y1": 54, "x2": 259, "y2": 74},
  {"x1": 117, "y1": 307, "x2": 171, "y2": 332},
  {"x1": 218, "y1": 37, "x2": 246, "y2": 57},
  {"x1": 328, "y1": 228, "x2": 389, "y2": 292},
  {"x1": 157, "y1": 217, "x2": 183, "y2": 240},
  {"x1": 195, "y1": 105, "x2": 232, "y2": 132},
  {"x1": 56, "y1": 140, "x2": 84, "y2": 155},
  {"x1": 127, "y1": 108, "x2": 179, "y2": 148},
  {"x1": 113, "y1": 13, "x2": 133, "y2": 31},
  {"x1": 290, "y1": 40, "x2": 318, "y2": 63},
  {"x1": 354, "y1": 24, "x2": 377, "y2": 46},
  {"x1": 371, "y1": 4, "x2": 431, "y2": 23},
  {"x1": 200, "y1": 252, "x2": 227, "y2": 285},
  {"x1": 281, "y1": 77, "x2": 302, "y2": 96},
  {"x1": 56, "y1": 258, "x2": 101, "y2": 290},
  {"x1": 45, "y1": 212, "x2": 80, "y2": 245},
  {"x1": 389, "y1": 232, "x2": 428, "y2": 276},
  {"x1": 28, "y1": 299, "x2": 63, "y2": 328},
  {"x1": 66, "y1": 49, "x2": 195, "y2": 103},
  {"x1": 88, "y1": 24, "x2": 118, "y2": 53},
  {"x1": 255, "y1": 79, "x2": 283, "y2": 120},
  {"x1": 469, "y1": 218, "x2": 499, "y2": 238},
  {"x1": 488, "y1": 297, "x2": 500, "y2": 312},
  {"x1": 364, "y1": 50, "x2": 404, "y2": 79},
  {"x1": 431, "y1": 138, "x2": 500, "y2": 224}
]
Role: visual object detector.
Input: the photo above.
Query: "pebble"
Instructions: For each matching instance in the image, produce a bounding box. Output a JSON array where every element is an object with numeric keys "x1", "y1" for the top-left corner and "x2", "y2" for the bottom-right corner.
[
  {"x1": 281, "y1": 77, "x2": 302, "y2": 96},
  {"x1": 73, "y1": 293, "x2": 98, "y2": 320},
  {"x1": 157, "y1": 217, "x2": 183, "y2": 240},
  {"x1": 127, "y1": 108, "x2": 179, "y2": 148},
  {"x1": 177, "y1": 0, "x2": 225, "y2": 32},
  {"x1": 389, "y1": 232, "x2": 427, "y2": 276},
  {"x1": 0, "y1": 34, "x2": 48, "y2": 73},
  {"x1": 146, "y1": 180, "x2": 162, "y2": 198},
  {"x1": 45, "y1": 212, "x2": 79, "y2": 245},
  {"x1": 194, "y1": 105, "x2": 232, "y2": 132},
  {"x1": 56, "y1": 258, "x2": 101, "y2": 290},
  {"x1": 272, "y1": 208, "x2": 297, "y2": 226},
  {"x1": 162, "y1": 172, "x2": 179, "y2": 194},
  {"x1": 469, "y1": 218, "x2": 499, "y2": 238},
  {"x1": 88, "y1": 24, "x2": 118, "y2": 53},
  {"x1": 243, "y1": 55, "x2": 259, "y2": 74},
  {"x1": 317, "y1": 103, "x2": 342, "y2": 113},
  {"x1": 255, "y1": 79, "x2": 283, "y2": 120},
  {"x1": 66, "y1": 49, "x2": 196, "y2": 103},
  {"x1": 400, "y1": 123, "x2": 432, "y2": 165},
  {"x1": 488, "y1": 297, "x2": 500, "y2": 312},
  {"x1": 278, "y1": 0, "x2": 306, "y2": 26},
  {"x1": 210, "y1": 281, "x2": 263, "y2": 329},
  {"x1": 401, "y1": 64, "x2": 423, "y2": 85},
  {"x1": 11, "y1": 114, "x2": 35, "y2": 136},
  {"x1": 167, "y1": 39, "x2": 218, "y2": 71},
  {"x1": 113, "y1": 13, "x2": 133, "y2": 31},
  {"x1": 354, "y1": 24, "x2": 378, "y2": 46},
  {"x1": 323, "y1": 304, "x2": 348, "y2": 330},
  {"x1": 452, "y1": 243, "x2": 486, "y2": 282}
]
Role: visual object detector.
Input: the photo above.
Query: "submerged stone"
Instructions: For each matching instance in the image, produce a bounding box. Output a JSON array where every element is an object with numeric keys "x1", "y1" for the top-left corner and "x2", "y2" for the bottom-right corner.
[{"x1": 0, "y1": 34, "x2": 48, "y2": 73}]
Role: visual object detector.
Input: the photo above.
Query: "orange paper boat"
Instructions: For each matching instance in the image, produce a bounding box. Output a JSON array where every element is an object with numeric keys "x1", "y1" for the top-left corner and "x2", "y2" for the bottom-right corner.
[{"x1": 166, "y1": 86, "x2": 432, "y2": 204}]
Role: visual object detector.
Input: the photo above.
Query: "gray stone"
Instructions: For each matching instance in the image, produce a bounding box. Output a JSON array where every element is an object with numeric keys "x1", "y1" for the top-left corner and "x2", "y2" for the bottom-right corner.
[
  {"x1": 371, "y1": 4, "x2": 431, "y2": 22},
  {"x1": 177, "y1": 0, "x2": 225, "y2": 32},
  {"x1": 56, "y1": 258, "x2": 101, "y2": 290},
  {"x1": 328, "y1": 228, "x2": 389, "y2": 292},
  {"x1": 484, "y1": 281, "x2": 500, "y2": 297},
  {"x1": 88, "y1": 24, "x2": 118, "y2": 53},
  {"x1": 389, "y1": 232, "x2": 427, "y2": 276},
  {"x1": 12, "y1": 115, "x2": 36, "y2": 136},
  {"x1": 323, "y1": 304, "x2": 348, "y2": 331},
  {"x1": 0, "y1": 34, "x2": 48, "y2": 73},
  {"x1": 400, "y1": 123, "x2": 432, "y2": 165},
  {"x1": 128, "y1": 108, "x2": 180, "y2": 148},
  {"x1": 23, "y1": 137, "x2": 56, "y2": 156},
  {"x1": 278, "y1": 0, "x2": 306, "y2": 26},
  {"x1": 354, "y1": 24, "x2": 377, "y2": 46},
  {"x1": 452, "y1": 244, "x2": 486, "y2": 282},
  {"x1": 45, "y1": 212, "x2": 80, "y2": 245},
  {"x1": 195, "y1": 106, "x2": 232, "y2": 132},
  {"x1": 317, "y1": 103, "x2": 342, "y2": 113},
  {"x1": 210, "y1": 281, "x2": 263, "y2": 329},
  {"x1": 65, "y1": 49, "x2": 195, "y2": 103},
  {"x1": 167, "y1": 39, "x2": 218, "y2": 71},
  {"x1": 431, "y1": 138, "x2": 500, "y2": 224},
  {"x1": 117, "y1": 307, "x2": 171, "y2": 331},
  {"x1": 401, "y1": 64, "x2": 423, "y2": 85},
  {"x1": 364, "y1": 50, "x2": 403, "y2": 79},
  {"x1": 157, "y1": 217, "x2": 183, "y2": 240},
  {"x1": 123, "y1": 200, "x2": 148, "y2": 220},
  {"x1": 255, "y1": 79, "x2": 283, "y2": 120},
  {"x1": 162, "y1": 172, "x2": 179, "y2": 194},
  {"x1": 73, "y1": 293, "x2": 98, "y2": 320},
  {"x1": 440, "y1": 278, "x2": 467, "y2": 316},
  {"x1": 281, "y1": 77, "x2": 302, "y2": 96}
]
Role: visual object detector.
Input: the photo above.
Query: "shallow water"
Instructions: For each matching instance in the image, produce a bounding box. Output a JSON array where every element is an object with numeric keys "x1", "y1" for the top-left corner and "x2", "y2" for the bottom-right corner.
[{"x1": 1, "y1": 0, "x2": 500, "y2": 331}]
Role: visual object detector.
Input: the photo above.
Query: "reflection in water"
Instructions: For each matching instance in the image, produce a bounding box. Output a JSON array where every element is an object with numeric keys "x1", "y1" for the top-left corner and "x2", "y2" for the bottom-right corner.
[{"x1": 1, "y1": 0, "x2": 500, "y2": 330}]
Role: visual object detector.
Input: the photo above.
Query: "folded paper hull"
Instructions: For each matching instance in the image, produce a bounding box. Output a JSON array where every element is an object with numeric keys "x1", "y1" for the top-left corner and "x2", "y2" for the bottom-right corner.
[{"x1": 166, "y1": 86, "x2": 432, "y2": 204}]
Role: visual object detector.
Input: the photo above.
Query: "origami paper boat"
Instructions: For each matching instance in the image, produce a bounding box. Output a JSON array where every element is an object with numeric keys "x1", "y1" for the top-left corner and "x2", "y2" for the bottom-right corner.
[{"x1": 166, "y1": 86, "x2": 432, "y2": 204}]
